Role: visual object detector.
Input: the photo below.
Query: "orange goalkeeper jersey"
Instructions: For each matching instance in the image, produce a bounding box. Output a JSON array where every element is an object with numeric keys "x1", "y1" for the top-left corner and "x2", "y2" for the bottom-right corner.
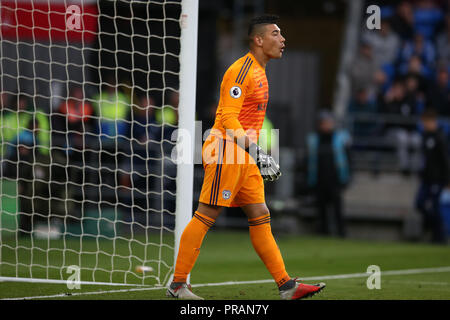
[{"x1": 211, "y1": 52, "x2": 269, "y2": 144}]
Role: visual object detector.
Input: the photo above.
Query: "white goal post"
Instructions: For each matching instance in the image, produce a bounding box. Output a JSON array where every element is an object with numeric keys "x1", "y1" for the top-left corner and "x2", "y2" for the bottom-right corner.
[
  {"x1": 173, "y1": 0, "x2": 198, "y2": 286},
  {"x1": 0, "y1": 0, "x2": 198, "y2": 287}
]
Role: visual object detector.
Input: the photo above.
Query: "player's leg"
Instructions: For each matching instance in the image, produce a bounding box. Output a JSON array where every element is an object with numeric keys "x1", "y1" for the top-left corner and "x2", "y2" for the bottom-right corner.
[
  {"x1": 167, "y1": 136, "x2": 248, "y2": 299},
  {"x1": 236, "y1": 163, "x2": 325, "y2": 299},
  {"x1": 167, "y1": 203, "x2": 222, "y2": 299},
  {"x1": 173, "y1": 202, "x2": 222, "y2": 283},
  {"x1": 241, "y1": 203, "x2": 325, "y2": 299},
  {"x1": 236, "y1": 171, "x2": 292, "y2": 288},
  {"x1": 242, "y1": 203, "x2": 291, "y2": 286}
]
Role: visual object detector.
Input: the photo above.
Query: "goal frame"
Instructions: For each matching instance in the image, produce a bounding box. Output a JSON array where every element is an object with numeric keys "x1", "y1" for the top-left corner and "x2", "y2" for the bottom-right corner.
[
  {"x1": 172, "y1": 0, "x2": 199, "y2": 286},
  {"x1": 0, "y1": 0, "x2": 199, "y2": 288}
]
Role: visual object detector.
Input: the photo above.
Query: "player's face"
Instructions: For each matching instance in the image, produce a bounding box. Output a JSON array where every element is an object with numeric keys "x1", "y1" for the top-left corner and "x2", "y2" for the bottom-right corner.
[{"x1": 262, "y1": 24, "x2": 285, "y2": 59}]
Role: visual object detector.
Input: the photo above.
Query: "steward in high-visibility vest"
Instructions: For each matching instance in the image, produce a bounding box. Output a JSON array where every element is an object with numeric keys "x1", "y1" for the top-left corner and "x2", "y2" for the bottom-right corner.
[
  {"x1": 155, "y1": 105, "x2": 178, "y2": 126},
  {"x1": 155, "y1": 104, "x2": 178, "y2": 145},
  {"x1": 92, "y1": 88, "x2": 131, "y2": 138},
  {"x1": 1, "y1": 102, "x2": 50, "y2": 157}
]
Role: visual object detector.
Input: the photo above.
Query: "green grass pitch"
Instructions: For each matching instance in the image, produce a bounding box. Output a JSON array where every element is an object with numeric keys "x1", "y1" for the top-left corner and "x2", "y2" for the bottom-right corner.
[{"x1": 1, "y1": 231, "x2": 450, "y2": 300}]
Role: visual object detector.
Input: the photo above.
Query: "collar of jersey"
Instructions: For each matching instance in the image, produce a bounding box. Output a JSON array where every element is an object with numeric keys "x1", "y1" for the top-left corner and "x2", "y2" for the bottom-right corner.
[{"x1": 247, "y1": 52, "x2": 265, "y2": 72}]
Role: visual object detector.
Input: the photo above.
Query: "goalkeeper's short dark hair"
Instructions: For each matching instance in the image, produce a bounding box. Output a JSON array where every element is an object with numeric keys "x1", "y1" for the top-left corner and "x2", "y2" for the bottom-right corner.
[{"x1": 248, "y1": 14, "x2": 280, "y2": 37}]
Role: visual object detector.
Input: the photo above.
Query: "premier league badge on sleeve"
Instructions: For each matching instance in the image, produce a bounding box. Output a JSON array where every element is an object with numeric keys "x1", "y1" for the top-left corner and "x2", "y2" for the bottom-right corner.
[{"x1": 230, "y1": 86, "x2": 242, "y2": 99}]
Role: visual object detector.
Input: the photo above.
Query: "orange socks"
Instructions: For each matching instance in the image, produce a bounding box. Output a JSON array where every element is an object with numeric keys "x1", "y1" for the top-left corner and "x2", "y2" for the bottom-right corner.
[
  {"x1": 173, "y1": 211, "x2": 290, "y2": 288},
  {"x1": 173, "y1": 211, "x2": 215, "y2": 283},
  {"x1": 248, "y1": 214, "x2": 291, "y2": 287}
]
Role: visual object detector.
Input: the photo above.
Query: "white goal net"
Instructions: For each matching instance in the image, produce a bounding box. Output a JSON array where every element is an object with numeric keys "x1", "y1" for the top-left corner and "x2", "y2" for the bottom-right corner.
[{"x1": 0, "y1": 0, "x2": 197, "y2": 287}]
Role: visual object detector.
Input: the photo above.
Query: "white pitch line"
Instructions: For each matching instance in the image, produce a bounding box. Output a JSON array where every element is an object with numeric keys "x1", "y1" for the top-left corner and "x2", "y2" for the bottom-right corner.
[
  {"x1": 0, "y1": 286, "x2": 165, "y2": 300},
  {"x1": 386, "y1": 280, "x2": 450, "y2": 286},
  {"x1": 188, "y1": 266, "x2": 450, "y2": 287},
  {"x1": 2, "y1": 266, "x2": 450, "y2": 300},
  {"x1": 0, "y1": 276, "x2": 149, "y2": 287}
]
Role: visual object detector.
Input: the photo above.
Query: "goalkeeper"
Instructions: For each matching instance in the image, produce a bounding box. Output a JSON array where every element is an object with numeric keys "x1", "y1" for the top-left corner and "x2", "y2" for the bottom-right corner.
[{"x1": 167, "y1": 15, "x2": 325, "y2": 300}]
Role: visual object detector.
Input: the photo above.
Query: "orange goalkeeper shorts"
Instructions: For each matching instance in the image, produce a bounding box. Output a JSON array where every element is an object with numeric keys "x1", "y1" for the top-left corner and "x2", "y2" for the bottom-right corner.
[{"x1": 198, "y1": 134, "x2": 265, "y2": 207}]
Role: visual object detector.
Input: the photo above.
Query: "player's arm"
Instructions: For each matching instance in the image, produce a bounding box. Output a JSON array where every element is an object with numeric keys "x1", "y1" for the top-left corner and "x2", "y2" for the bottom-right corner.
[
  {"x1": 219, "y1": 64, "x2": 251, "y2": 148},
  {"x1": 220, "y1": 65, "x2": 281, "y2": 181}
]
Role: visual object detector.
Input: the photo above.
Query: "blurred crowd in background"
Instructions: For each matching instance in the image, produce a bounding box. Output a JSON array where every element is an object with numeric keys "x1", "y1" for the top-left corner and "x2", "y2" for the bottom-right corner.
[
  {"x1": 346, "y1": 0, "x2": 449, "y2": 243},
  {"x1": 0, "y1": 80, "x2": 180, "y2": 236},
  {"x1": 349, "y1": 0, "x2": 449, "y2": 175},
  {"x1": 0, "y1": 0, "x2": 449, "y2": 242}
]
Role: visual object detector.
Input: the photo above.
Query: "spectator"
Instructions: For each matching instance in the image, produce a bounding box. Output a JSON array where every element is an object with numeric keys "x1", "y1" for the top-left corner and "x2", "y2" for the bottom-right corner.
[
  {"x1": 348, "y1": 88, "x2": 379, "y2": 137},
  {"x1": 380, "y1": 79, "x2": 422, "y2": 175},
  {"x1": 132, "y1": 94, "x2": 159, "y2": 144},
  {"x1": 59, "y1": 87, "x2": 94, "y2": 132},
  {"x1": 92, "y1": 75, "x2": 131, "y2": 141},
  {"x1": 350, "y1": 41, "x2": 378, "y2": 98},
  {"x1": 120, "y1": 93, "x2": 159, "y2": 224},
  {"x1": 362, "y1": 19, "x2": 401, "y2": 68},
  {"x1": 1, "y1": 95, "x2": 51, "y2": 237},
  {"x1": 3, "y1": 95, "x2": 51, "y2": 157},
  {"x1": 381, "y1": 79, "x2": 411, "y2": 117},
  {"x1": 436, "y1": 14, "x2": 450, "y2": 66},
  {"x1": 413, "y1": 0, "x2": 444, "y2": 40},
  {"x1": 426, "y1": 66, "x2": 450, "y2": 117},
  {"x1": 127, "y1": 93, "x2": 159, "y2": 188},
  {"x1": 56, "y1": 86, "x2": 94, "y2": 151},
  {"x1": 91, "y1": 76, "x2": 131, "y2": 201},
  {"x1": 399, "y1": 54, "x2": 432, "y2": 89},
  {"x1": 51, "y1": 86, "x2": 95, "y2": 212},
  {"x1": 391, "y1": 1, "x2": 415, "y2": 40},
  {"x1": 0, "y1": 91, "x2": 10, "y2": 108},
  {"x1": 404, "y1": 73, "x2": 426, "y2": 115},
  {"x1": 126, "y1": 91, "x2": 178, "y2": 218},
  {"x1": 0, "y1": 92, "x2": 15, "y2": 157},
  {"x1": 306, "y1": 111, "x2": 351, "y2": 237},
  {"x1": 399, "y1": 32, "x2": 436, "y2": 71},
  {"x1": 159, "y1": 91, "x2": 179, "y2": 125},
  {"x1": 157, "y1": 91, "x2": 179, "y2": 155},
  {"x1": 415, "y1": 109, "x2": 448, "y2": 244}
]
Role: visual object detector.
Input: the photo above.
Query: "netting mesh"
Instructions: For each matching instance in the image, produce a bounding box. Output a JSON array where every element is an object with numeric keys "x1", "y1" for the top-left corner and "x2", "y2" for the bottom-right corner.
[{"x1": 0, "y1": 0, "x2": 183, "y2": 286}]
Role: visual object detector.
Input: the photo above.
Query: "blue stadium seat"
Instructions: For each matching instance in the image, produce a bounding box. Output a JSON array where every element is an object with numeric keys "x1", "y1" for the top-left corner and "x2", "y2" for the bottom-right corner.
[
  {"x1": 380, "y1": 5, "x2": 395, "y2": 19},
  {"x1": 413, "y1": 7, "x2": 444, "y2": 39}
]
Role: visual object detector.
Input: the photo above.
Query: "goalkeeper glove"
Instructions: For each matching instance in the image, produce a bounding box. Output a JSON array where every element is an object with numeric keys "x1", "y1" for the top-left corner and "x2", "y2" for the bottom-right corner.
[{"x1": 245, "y1": 143, "x2": 282, "y2": 182}]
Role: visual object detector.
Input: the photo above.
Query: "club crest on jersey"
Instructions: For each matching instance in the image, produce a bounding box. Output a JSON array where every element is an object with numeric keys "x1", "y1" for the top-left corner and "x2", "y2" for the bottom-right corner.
[
  {"x1": 222, "y1": 190, "x2": 232, "y2": 200},
  {"x1": 230, "y1": 86, "x2": 242, "y2": 99}
]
